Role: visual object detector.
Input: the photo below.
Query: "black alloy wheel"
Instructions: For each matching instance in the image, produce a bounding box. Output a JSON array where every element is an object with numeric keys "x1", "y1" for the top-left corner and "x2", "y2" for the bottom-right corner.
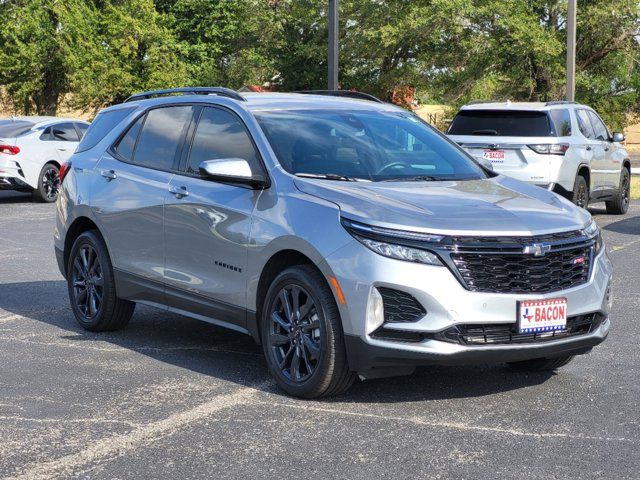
[
  {"x1": 269, "y1": 284, "x2": 321, "y2": 382},
  {"x1": 71, "y1": 244, "x2": 104, "y2": 319}
]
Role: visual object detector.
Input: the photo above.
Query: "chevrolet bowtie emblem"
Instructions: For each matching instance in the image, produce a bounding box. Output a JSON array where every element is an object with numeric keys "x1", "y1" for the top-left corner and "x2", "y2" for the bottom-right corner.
[{"x1": 523, "y1": 243, "x2": 552, "y2": 257}]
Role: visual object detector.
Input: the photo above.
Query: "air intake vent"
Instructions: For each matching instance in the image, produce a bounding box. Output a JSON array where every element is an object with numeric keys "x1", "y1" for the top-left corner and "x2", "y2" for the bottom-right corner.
[{"x1": 377, "y1": 287, "x2": 426, "y2": 323}]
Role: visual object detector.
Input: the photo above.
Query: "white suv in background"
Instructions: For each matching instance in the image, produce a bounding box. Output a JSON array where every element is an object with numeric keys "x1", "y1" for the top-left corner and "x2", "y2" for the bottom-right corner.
[
  {"x1": 0, "y1": 116, "x2": 90, "y2": 202},
  {"x1": 447, "y1": 101, "x2": 631, "y2": 214}
]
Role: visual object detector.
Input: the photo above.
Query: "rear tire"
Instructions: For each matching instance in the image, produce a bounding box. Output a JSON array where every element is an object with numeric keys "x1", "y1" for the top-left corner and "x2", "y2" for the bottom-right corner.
[
  {"x1": 67, "y1": 230, "x2": 135, "y2": 332},
  {"x1": 507, "y1": 355, "x2": 574, "y2": 372},
  {"x1": 571, "y1": 175, "x2": 589, "y2": 209},
  {"x1": 606, "y1": 167, "x2": 630, "y2": 215},
  {"x1": 261, "y1": 265, "x2": 356, "y2": 398},
  {"x1": 32, "y1": 163, "x2": 60, "y2": 203}
]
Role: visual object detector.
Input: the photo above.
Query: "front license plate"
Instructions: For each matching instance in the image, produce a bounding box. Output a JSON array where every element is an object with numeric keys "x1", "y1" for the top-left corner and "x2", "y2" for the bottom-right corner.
[
  {"x1": 482, "y1": 150, "x2": 505, "y2": 162},
  {"x1": 518, "y1": 298, "x2": 567, "y2": 334}
]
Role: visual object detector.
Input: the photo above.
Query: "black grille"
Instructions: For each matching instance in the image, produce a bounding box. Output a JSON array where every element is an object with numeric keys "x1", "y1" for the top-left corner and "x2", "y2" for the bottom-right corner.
[
  {"x1": 448, "y1": 232, "x2": 594, "y2": 294},
  {"x1": 434, "y1": 313, "x2": 602, "y2": 346},
  {"x1": 377, "y1": 287, "x2": 426, "y2": 323}
]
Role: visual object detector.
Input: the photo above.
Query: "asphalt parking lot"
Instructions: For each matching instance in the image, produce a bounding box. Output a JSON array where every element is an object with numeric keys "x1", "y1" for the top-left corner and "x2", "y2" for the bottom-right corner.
[{"x1": 1, "y1": 190, "x2": 639, "y2": 479}]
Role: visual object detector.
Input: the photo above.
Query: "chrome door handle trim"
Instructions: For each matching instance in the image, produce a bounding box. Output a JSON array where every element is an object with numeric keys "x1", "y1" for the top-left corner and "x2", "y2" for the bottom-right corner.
[
  {"x1": 100, "y1": 169, "x2": 117, "y2": 181},
  {"x1": 169, "y1": 185, "x2": 189, "y2": 198}
]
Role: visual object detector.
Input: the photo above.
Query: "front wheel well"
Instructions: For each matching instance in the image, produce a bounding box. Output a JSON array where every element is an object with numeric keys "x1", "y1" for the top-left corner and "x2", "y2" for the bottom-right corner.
[
  {"x1": 254, "y1": 250, "x2": 318, "y2": 342},
  {"x1": 623, "y1": 159, "x2": 631, "y2": 173},
  {"x1": 63, "y1": 217, "x2": 101, "y2": 276},
  {"x1": 44, "y1": 160, "x2": 61, "y2": 169}
]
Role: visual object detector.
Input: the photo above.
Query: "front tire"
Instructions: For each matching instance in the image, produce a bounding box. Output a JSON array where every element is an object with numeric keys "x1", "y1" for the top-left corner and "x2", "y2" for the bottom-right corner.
[
  {"x1": 67, "y1": 230, "x2": 135, "y2": 331},
  {"x1": 507, "y1": 355, "x2": 574, "y2": 372},
  {"x1": 571, "y1": 175, "x2": 589, "y2": 209},
  {"x1": 261, "y1": 265, "x2": 356, "y2": 398},
  {"x1": 33, "y1": 163, "x2": 60, "y2": 203},
  {"x1": 606, "y1": 167, "x2": 630, "y2": 215}
]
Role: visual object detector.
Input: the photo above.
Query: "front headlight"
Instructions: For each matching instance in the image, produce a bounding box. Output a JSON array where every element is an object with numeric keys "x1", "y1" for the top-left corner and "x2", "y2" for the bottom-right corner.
[
  {"x1": 584, "y1": 219, "x2": 603, "y2": 253},
  {"x1": 342, "y1": 218, "x2": 444, "y2": 266}
]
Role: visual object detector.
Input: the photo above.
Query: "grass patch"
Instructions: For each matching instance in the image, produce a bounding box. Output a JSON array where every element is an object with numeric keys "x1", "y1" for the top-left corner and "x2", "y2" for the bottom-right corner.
[{"x1": 631, "y1": 175, "x2": 640, "y2": 200}]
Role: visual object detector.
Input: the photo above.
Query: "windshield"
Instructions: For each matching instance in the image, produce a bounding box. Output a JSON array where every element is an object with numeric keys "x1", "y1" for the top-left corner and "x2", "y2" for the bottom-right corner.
[
  {"x1": 447, "y1": 110, "x2": 552, "y2": 137},
  {"x1": 254, "y1": 109, "x2": 487, "y2": 182}
]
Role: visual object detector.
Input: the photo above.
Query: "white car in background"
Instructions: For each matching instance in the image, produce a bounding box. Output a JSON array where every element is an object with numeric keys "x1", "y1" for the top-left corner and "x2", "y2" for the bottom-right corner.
[
  {"x1": 0, "y1": 116, "x2": 90, "y2": 202},
  {"x1": 447, "y1": 101, "x2": 631, "y2": 214}
]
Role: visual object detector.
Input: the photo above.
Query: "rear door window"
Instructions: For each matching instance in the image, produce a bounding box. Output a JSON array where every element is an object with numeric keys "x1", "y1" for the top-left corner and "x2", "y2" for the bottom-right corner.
[
  {"x1": 447, "y1": 110, "x2": 552, "y2": 136},
  {"x1": 48, "y1": 123, "x2": 80, "y2": 142},
  {"x1": 576, "y1": 110, "x2": 595, "y2": 139},
  {"x1": 587, "y1": 111, "x2": 609, "y2": 141},
  {"x1": 129, "y1": 106, "x2": 195, "y2": 171}
]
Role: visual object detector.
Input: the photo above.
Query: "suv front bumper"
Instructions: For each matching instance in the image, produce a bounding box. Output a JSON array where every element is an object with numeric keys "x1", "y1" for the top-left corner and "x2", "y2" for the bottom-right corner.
[{"x1": 323, "y1": 240, "x2": 612, "y2": 377}]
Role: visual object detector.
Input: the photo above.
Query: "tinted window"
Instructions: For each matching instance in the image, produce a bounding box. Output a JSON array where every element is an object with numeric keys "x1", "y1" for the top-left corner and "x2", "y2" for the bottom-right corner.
[
  {"x1": 76, "y1": 123, "x2": 89, "y2": 139},
  {"x1": 48, "y1": 123, "x2": 80, "y2": 142},
  {"x1": 186, "y1": 107, "x2": 260, "y2": 174},
  {"x1": 548, "y1": 109, "x2": 572, "y2": 136},
  {"x1": 587, "y1": 111, "x2": 609, "y2": 141},
  {"x1": 0, "y1": 120, "x2": 34, "y2": 138},
  {"x1": 114, "y1": 115, "x2": 144, "y2": 161},
  {"x1": 576, "y1": 110, "x2": 595, "y2": 139},
  {"x1": 132, "y1": 106, "x2": 194, "y2": 170},
  {"x1": 255, "y1": 109, "x2": 487, "y2": 181},
  {"x1": 448, "y1": 110, "x2": 552, "y2": 136},
  {"x1": 77, "y1": 107, "x2": 136, "y2": 152}
]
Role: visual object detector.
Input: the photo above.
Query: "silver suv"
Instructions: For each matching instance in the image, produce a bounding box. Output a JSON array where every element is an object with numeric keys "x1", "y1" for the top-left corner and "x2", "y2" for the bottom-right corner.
[
  {"x1": 447, "y1": 101, "x2": 631, "y2": 214},
  {"x1": 54, "y1": 88, "x2": 612, "y2": 398}
]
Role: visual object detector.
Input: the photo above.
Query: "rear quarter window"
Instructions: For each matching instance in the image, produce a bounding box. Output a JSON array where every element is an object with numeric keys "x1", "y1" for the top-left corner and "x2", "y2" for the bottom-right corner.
[
  {"x1": 548, "y1": 109, "x2": 572, "y2": 136},
  {"x1": 448, "y1": 110, "x2": 552, "y2": 137},
  {"x1": 76, "y1": 107, "x2": 137, "y2": 153}
]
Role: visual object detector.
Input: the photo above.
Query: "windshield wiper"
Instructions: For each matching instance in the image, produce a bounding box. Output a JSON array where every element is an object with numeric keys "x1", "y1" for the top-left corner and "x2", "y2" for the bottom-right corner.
[
  {"x1": 471, "y1": 129, "x2": 499, "y2": 135},
  {"x1": 295, "y1": 173, "x2": 367, "y2": 182},
  {"x1": 380, "y1": 175, "x2": 439, "y2": 182}
]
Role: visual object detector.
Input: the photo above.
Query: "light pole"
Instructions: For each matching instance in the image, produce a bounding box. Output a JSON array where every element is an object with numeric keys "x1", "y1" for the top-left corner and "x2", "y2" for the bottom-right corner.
[
  {"x1": 328, "y1": 0, "x2": 338, "y2": 90},
  {"x1": 566, "y1": 0, "x2": 577, "y2": 101}
]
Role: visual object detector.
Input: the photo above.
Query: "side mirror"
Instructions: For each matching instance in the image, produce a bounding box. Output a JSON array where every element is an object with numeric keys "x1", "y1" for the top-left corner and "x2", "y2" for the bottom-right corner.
[
  {"x1": 612, "y1": 132, "x2": 625, "y2": 143},
  {"x1": 199, "y1": 158, "x2": 268, "y2": 189}
]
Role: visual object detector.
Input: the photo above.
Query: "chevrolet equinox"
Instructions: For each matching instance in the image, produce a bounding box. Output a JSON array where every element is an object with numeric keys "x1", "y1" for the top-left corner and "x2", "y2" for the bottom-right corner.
[{"x1": 54, "y1": 88, "x2": 612, "y2": 398}]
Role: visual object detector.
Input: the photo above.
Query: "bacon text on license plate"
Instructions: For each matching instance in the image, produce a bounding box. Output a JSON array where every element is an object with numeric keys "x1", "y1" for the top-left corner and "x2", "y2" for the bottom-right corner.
[
  {"x1": 482, "y1": 150, "x2": 505, "y2": 162},
  {"x1": 518, "y1": 298, "x2": 567, "y2": 334}
]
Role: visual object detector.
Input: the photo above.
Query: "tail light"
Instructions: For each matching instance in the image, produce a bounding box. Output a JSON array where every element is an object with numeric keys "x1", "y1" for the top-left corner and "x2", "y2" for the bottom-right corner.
[
  {"x1": 527, "y1": 144, "x2": 569, "y2": 155},
  {"x1": 58, "y1": 161, "x2": 72, "y2": 183},
  {"x1": 0, "y1": 144, "x2": 20, "y2": 155}
]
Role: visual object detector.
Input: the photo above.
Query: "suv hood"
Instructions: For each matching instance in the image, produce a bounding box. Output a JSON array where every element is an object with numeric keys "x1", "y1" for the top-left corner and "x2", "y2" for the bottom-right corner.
[{"x1": 294, "y1": 176, "x2": 591, "y2": 236}]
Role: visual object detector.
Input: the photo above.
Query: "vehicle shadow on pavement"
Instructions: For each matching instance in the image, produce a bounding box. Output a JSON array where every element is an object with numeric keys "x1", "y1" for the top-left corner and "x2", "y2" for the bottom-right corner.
[
  {"x1": 0, "y1": 280, "x2": 555, "y2": 402},
  {"x1": 0, "y1": 192, "x2": 34, "y2": 204}
]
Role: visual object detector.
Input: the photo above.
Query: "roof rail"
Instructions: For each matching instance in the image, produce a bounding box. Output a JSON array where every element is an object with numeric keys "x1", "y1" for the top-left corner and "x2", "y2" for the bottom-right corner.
[
  {"x1": 466, "y1": 100, "x2": 507, "y2": 105},
  {"x1": 295, "y1": 90, "x2": 384, "y2": 104},
  {"x1": 124, "y1": 87, "x2": 246, "y2": 103},
  {"x1": 545, "y1": 100, "x2": 579, "y2": 106}
]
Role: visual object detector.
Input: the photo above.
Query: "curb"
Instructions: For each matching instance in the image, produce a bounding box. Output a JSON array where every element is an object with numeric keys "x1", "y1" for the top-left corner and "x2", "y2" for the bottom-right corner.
[{"x1": 631, "y1": 168, "x2": 640, "y2": 176}]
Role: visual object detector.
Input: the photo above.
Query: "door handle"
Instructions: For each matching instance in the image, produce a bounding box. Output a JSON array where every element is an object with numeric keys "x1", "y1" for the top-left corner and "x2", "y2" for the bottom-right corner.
[
  {"x1": 57, "y1": 148, "x2": 68, "y2": 152},
  {"x1": 169, "y1": 185, "x2": 189, "y2": 198},
  {"x1": 100, "y1": 169, "x2": 117, "y2": 181}
]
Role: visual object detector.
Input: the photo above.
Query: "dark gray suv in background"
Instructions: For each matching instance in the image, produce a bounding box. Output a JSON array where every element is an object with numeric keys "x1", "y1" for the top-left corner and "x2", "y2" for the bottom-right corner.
[{"x1": 55, "y1": 88, "x2": 612, "y2": 398}]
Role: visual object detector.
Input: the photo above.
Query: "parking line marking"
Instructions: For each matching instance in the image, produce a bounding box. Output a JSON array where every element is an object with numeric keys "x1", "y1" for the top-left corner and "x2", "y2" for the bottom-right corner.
[
  {"x1": 7, "y1": 384, "x2": 266, "y2": 480},
  {"x1": 269, "y1": 402, "x2": 633, "y2": 443}
]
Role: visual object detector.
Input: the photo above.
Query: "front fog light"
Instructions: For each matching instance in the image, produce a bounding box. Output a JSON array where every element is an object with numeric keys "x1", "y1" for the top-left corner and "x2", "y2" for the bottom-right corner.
[
  {"x1": 357, "y1": 236, "x2": 443, "y2": 266},
  {"x1": 367, "y1": 287, "x2": 385, "y2": 331}
]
